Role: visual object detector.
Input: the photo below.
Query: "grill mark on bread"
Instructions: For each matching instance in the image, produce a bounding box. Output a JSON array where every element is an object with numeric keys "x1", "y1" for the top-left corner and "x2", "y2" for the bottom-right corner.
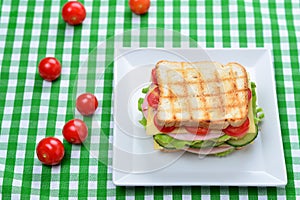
[
  {"x1": 213, "y1": 69, "x2": 226, "y2": 122},
  {"x1": 155, "y1": 61, "x2": 249, "y2": 128},
  {"x1": 230, "y1": 66, "x2": 242, "y2": 119},
  {"x1": 181, "y1": 62, "x2": 192, "y2": 125},
  {"x1": 197, "y1": 65, "x2": 209, "y2": 121},
  {"x1": 188, "y1": 101, "x2": 247, "y2": 109},
  {"x1": 168, "y1": 68, "x2": 176, "y2": 126},
  {"x1": 160, "y1": 89, "x2": 248, "y2": 97},
  {"x1": 159, "y1": 77, "x2": 247, "y2": 84}
]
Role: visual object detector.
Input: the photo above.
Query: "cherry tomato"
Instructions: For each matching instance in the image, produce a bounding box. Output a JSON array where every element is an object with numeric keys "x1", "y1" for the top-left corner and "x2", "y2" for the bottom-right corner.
[
  {"x1": 247, "y1": 88, "x2": 252, "y2": 101},
  {"x1": 147, "y1": 87, "x2": 159, "y2": 109},
  {"x1": 151, "y1": 68, "x2": 158, "y2": 85},
  {"x1": 36, "y1": 137, "x2": 65, "y2": 166},
  {"x1": 62, "y1": 1, "x2": 86, "y2": 25},
  {"x1": 223, "y1": 118, "x2": 250, "y2": 137},
  {"x1": 62, "y1": 119, "x2": 88, "y2": 144},
  {"x1": 129, "y1": 0, "x2": 150, "y2": 15},
  {"x1": 38, "y1": 57, "x2": 61, "y2": 81},
  {"x1": 154, "y1": 114, "x2": 176, "y2": 133},
  {"x1": 76, "y1": 93, "x2": 98, "y2": 116},
  {"x1": 184, "y1": 126, "x2": 209, "y2": 135}
]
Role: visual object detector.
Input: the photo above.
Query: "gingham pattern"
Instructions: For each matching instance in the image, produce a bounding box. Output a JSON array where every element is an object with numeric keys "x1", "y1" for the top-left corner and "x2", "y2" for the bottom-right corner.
[{"x1": 0, "y1": 0, "x2": 300, "y2": 199}]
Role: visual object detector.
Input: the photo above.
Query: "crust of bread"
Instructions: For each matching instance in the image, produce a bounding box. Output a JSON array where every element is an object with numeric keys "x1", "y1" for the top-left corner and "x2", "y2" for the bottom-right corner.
[{"x1": 155, "y1": 60, "x2": 249, "y2": 129}]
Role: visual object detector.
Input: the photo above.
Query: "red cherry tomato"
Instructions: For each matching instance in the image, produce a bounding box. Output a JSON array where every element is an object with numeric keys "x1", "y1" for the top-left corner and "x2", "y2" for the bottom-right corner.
[
  {"x1": 38, "y1": 57, "x2": 61, "y2": 81},
  {"x1": 223, "y1": 118, "x2": 250, "y2": 137},
  {"x1": 151, "y1": 68, "x2": 158, "y2": 85},
  {"x1": 154, "y1": 114, "x2": 176, "y2": 133},
  {"x1": 62, "y1": 119, "x2": 88, "y2": 144},
  {"x1": 147, "y1": 87, "x2": 159, "y2": 109},
  {"x1": 184, "y1": 126, "x2": 209, "y2": 135},
  {"x1": 129, "y1": 0, "x2": 150, "y2": 15},
  {"x1": 36, "y1": 137, "x2": 65, "y2": 165},
  {"x1": 76, "y1": 93, "x2": 98, "y2": 116},
  {"x1": 247, "y1": 88, "x2": 252, "y2": 101},
  {"x1": 62, "y1": 1, "x2": 86, "y2": 25}
]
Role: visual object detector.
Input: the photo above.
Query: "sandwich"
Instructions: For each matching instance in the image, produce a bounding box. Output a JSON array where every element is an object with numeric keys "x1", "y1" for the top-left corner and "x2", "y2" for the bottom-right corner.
[{"x1": 138, "y1": 60, "x2": 264, "y2": 156}]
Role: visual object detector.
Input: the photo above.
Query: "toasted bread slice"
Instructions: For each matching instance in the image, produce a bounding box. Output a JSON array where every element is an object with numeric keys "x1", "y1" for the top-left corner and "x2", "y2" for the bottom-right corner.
[{"x1": 155, "y1": 60, "x2": 249, "y2": 129}]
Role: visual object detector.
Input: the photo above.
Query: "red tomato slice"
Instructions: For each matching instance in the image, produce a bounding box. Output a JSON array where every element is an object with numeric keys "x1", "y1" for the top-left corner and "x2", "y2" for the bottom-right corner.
[
  {"x1": 184, "y1": 126, "x2": 209, "y2": 135},
  {"x1": 151, "y1": 68, "x2": 158, "y2": 85},
  {"x1": 223, "y1": 118, "x2": 250, "y2": 137},
  {"x1": 147, "y1": 87, "x2": 159, "y2": 109},
  {"x1": 154, "y1": 114, "x2": 176, "y2": 133},
  {"x1": 247, "y1": 88, "x2": 252, "y2": 101}
]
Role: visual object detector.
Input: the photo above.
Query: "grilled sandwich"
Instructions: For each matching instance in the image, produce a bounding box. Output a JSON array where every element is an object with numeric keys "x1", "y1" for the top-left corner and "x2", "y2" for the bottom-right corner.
[{"x1": 138, "y1": 60, "x2": 264, "y2": 156}]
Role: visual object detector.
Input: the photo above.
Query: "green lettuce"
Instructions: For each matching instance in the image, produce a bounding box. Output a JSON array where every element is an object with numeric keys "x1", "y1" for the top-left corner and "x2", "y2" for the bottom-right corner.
[
  {"x1": 139, "y1": 116, "x2": 147, "y2": 127},
  {"x1": 138, "y1": 98, "x2": 144, "y2": 112},
  {"x1": 154, "y1": 134, "x2": 232, "y2": 149},
  {"x1": 215, "y1": 148, "x2": 235, "y2": 157},
  {"x1": 142, "y1": 86, "x2": 150, "y2": 94},
  {"x1": 251, "y1": 82, "x2": 264, "y2": 124},
  {"x1": 138, "y1": 86, "x2": 150, "y2": 127}
]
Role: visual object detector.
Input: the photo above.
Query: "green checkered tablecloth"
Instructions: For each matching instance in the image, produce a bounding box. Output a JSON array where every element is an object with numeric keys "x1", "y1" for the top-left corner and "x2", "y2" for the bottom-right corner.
[{"x1": 0, "y1": 0, "x2": 299, "y2": 198}]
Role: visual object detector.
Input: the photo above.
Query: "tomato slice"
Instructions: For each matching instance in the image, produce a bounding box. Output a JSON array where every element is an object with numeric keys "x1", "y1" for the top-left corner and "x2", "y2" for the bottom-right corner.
[
  {"x1": 247, "y1": 88, "x2": 252, "y2": 101},
  {"x1": 223, "y1": 118, "x2": 250, "y2": 137},
  {"x1": 154, "y1": 114, "x2": 176, "y2": 133},
  {"x1": 151, "y1": 68, "x2": 158, "y2": 85},
  {"x1": 184, "y1": 126, "x2": 209, "y2": 135},
  {"x1": 147, "y1": 87, "x2": 159, "y2": 109}
]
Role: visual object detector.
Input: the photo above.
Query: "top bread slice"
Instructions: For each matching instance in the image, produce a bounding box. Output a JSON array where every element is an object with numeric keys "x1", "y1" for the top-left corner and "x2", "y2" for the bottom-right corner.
[{"x1": 155, "y1": 60, "x2": 249, "y2": 129}]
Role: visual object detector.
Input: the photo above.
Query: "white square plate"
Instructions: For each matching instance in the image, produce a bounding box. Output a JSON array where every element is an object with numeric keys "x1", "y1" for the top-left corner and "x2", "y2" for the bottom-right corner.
[{"x1": 112, "y1": 48, "x2": 287, "y2": 186}]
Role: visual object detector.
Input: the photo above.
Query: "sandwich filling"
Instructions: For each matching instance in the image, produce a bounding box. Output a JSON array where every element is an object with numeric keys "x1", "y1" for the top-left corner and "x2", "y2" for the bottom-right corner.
[{"x1": 138, "y1": 61, "x2": 264, "y2": 156}]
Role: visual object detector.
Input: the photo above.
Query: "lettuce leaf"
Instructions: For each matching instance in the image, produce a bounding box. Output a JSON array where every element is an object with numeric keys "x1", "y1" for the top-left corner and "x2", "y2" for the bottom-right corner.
[
  {"x1": 139, "y1": 116, "x2": 147, "y2": 127},
  {"x1": 138, "y1": 86, "x2": 150, "y2": 127},
  {"x1": 138, "y1": 98, "x2": 144, "y2": 112},
  {"x1": 251, "y1": 82, "x2": 264, "y2": 124},
  {"x1": 142, "y1": 86, "x2": 150, "y2": 94},
  {"x1": 154, "y1": 134, "x2": 231, "y2": 149},
  {"x1": 214, "y1": 148, "x2": 235, "y2": 157}
]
